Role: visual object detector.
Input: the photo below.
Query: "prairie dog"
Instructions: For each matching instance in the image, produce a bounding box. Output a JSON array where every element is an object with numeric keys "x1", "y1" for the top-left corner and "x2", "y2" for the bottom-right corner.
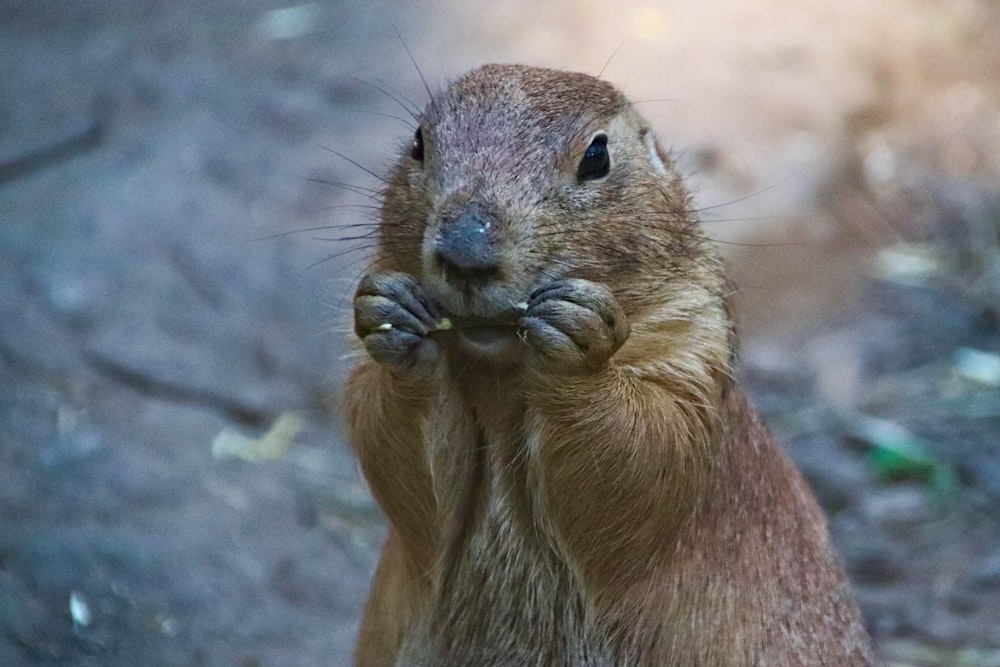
[{"x1": 344, "y1": 64, "x2": 874, "y2": 666}]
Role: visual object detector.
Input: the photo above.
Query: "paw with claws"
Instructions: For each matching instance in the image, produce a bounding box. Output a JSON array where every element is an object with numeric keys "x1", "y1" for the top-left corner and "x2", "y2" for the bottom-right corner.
[
  {"x1": 520, "y1": 278, "x2": 630, "y2": 372},
  {"x1": 354, "y1": 271, "x2": 444, "y2": 374}
]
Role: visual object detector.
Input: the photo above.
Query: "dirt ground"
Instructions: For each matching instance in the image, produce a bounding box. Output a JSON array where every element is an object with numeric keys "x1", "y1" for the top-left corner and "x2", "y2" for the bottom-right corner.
[{"x1": 2, "y1": 1, "x2": 999, "y2": 665}]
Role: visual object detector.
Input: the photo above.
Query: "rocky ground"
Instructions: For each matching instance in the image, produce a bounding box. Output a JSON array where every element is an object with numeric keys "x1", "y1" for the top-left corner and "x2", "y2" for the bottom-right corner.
[{"x1": 2, "y1": 1, "x2": 999, "y2": 665}]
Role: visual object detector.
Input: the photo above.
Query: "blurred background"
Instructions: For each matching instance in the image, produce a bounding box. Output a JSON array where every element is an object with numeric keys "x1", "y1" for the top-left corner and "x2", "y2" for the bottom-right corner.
[{"x1": 2, "y1": 1, "x2": 999, "y2": 664}]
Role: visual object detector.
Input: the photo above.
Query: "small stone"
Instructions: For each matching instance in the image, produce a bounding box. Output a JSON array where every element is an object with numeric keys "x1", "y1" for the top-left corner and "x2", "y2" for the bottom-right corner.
[
  {"x1": 69, "y1": 590, "x2": 91, "y2": 626},
  {"x1": 43, "y1": 267, "x2": 107, "y2": 324},
  {"x1": 860, "y1": 485, "x2": 931, "y2": 528},
  {"x1": 39, "y1": 426, "x2": 104, "y2": 469},
  {"x1": 154, "y1": 612, "x2": 179, "y2": 637},
  {"x1": 970, "y1": 554, "x2": 1000, "y2": 588},
  {"x1": 254, "y1": 4, "x2": 319, "y2": 41}
]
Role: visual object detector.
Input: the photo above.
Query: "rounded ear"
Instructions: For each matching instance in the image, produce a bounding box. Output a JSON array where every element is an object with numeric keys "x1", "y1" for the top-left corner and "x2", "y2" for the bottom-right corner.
[{"x1": 641, "y1": 129, "x2": 668, "y2": 176}]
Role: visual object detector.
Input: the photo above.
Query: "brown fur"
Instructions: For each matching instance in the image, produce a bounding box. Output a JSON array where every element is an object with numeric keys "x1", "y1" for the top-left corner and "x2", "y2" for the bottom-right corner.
[{"x1": 343, "y1": 64, "x2": 875, "y2": 665}]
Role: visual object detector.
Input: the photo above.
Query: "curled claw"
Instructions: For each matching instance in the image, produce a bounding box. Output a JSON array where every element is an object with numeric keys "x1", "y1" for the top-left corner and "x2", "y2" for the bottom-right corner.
[
  {"x1": 520, "y1": 278, "x2": 629, "y2": 371},
  {"x1": 356, "y1": 271, "x2": 441, "y2": 326},
  {"x1": 353, "y1": 271, "x2": 443, "y2": 372}
]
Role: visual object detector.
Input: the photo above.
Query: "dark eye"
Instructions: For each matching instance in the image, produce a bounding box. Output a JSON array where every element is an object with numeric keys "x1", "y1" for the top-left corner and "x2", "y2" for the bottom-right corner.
[
  {"x1": 410, "y1": 127, "x2": 424, "y2": 163},
  {"x1": 577, "y1": 133, "x2": 609, "y2": 181}
]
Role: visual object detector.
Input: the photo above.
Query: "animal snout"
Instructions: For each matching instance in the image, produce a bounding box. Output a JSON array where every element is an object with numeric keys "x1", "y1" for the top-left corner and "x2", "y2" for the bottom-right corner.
[{"x1": 434, "y1": 204, "x2": 501, "y2": 284}]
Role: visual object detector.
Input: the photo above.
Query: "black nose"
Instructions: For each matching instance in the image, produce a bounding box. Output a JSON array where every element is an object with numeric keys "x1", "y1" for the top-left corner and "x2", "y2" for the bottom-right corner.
[{"x1": 434, "y1": 204, "x2": 500, "y2": 283}]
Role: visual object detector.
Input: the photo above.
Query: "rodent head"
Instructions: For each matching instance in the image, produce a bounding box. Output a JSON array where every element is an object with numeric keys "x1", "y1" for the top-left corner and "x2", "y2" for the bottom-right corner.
[{"x1": 376, "y1": 63, "x2": 713, "y2": 323}]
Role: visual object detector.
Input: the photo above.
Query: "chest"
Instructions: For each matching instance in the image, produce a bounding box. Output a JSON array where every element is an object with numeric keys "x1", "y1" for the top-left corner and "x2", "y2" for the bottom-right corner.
[
  {"x1": 401, "y1": 492, "x2": 614, "y2": 667},
  {"x1": 400, "y1": 378, "x2": 618, "y2": 664}
]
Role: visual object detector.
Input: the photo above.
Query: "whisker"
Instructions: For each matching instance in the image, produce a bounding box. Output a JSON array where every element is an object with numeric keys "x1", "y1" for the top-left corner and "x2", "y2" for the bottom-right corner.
[
  {"x1": 351, "y1": 76, "x2": 420, "y2": 121},
  {"x1": 305, "y1": 203, "x2": 381, "y2": 215},
  {"x1": 394, "y1": 26, "x2": 434, "y2": 106},
  {"x1": 301, "y1": 245, "x2": 376, "y2": 273},
  {"x1": 313, "y1": 232, "x2": 424, "y2": 244},
  {"x1": 626, "y1": 98, "x2": 680, "y2": 106},
  {"x1": 312, "y1": 231, "x2": 380, "y2": 243},
  {"x1": 597, "y1": 40, "x2": 626, "y2": 78},
  {"x1": 344, "y1": 108, "x2": 415, "y2": 129},
  {"x1": 307, "y1": 177, "x2": 381, "y2": 198},
  {"x1": 317, "y1": 145, "x2": 389, "y2": 185},
  {"x1": 325, "y1": 221, "x2": 382, "y2": 230},
  {"x1": 254, "y1": 218, "x2": 386, "y2": 242},
  {"x1": 691, "y1": 179, "x2": 792, "y2": 213}
]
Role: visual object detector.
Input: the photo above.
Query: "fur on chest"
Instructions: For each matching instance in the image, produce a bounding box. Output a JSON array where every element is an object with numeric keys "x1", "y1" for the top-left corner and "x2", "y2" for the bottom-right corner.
[{"x1": 400, "y1": 498, "x2": 614, "y2": 667}]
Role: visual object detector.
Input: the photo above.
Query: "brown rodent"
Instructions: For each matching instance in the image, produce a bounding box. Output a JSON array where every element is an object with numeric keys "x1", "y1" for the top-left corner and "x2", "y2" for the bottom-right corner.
[{"x1": 343, "y1": 63, "x2": 875, "y2": 666}]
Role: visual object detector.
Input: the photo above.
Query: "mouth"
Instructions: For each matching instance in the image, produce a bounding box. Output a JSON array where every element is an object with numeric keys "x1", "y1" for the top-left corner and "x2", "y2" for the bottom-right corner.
[
  {"x1": 430, "y1": 303, "x2": 527, "y2": 363},
  {"x1": 455, "y1": 324, "x2": 518, "y2": 352},
  {"x1": 420, "y1": 269, "x2": 531, "y2": 362},
  {"x1": 448, "y1": 325, "x2": 523, "y2": 366}
]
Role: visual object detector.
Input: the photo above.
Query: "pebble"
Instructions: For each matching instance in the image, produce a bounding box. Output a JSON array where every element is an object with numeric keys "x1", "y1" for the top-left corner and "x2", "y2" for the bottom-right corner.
[
  {"x1": 970, "y1": 554, "x2": 1000, "y2": 588},
  {"x1": 859, "y1": 485, "x2": 931, "y2": 528},
  {"x1": 43, "y1": 266, "x2": 108, "y2": 325}
]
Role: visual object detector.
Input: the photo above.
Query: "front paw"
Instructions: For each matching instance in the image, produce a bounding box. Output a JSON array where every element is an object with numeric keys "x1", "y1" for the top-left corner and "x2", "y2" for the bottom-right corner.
[
  {"x1": 354, "y1": 271, "x2": 443, "y2": 373},
  {"x1": 520, "y1": 279, "x2": 630, "y2": 372}
]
